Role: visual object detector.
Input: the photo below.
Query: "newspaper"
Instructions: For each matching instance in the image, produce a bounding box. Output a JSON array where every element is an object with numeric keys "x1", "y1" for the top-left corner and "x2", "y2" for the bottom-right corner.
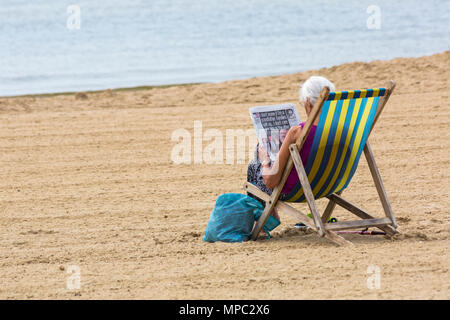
[{"x1": 249, "y1": 103, "x2": 301, "y2": 162}]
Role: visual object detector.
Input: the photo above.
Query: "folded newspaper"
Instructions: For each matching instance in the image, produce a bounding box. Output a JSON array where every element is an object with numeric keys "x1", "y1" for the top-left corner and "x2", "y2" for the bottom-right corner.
[{"x1": 249, "y1": 103, "x2": 301, "y2": 162}]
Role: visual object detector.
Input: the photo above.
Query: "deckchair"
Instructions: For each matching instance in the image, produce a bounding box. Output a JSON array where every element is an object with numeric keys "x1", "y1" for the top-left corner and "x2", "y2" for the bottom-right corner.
[{"x1": 244, "y1": 81, "x2": 398, "y2": 246}]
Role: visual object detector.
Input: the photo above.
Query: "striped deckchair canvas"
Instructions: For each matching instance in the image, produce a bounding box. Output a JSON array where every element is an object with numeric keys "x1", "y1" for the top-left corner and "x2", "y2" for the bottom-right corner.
[
  {"x1": 245, "y1": 81, "x2": 398, "y2": 246},
  {"x1": 284, "y1": 88, "x2": 385, "y2": 203}
]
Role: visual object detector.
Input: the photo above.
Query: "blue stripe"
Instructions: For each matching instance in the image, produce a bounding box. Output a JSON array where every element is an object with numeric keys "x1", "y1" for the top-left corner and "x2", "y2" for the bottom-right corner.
[
  {"x1": 341, "y1": 91, "x2": 348, "y2": 100},
  {"x1": 308, "y1": 99, "x2": 343, "y2": 194},
  {"x1": 326, "y1": 97, "x2": 368, "y2": 194},
  {"x1": 341, "y1": 97, "x2": 379, "y2": 190},
  {"x1": 304, "y1": 101, "x2": 330, "y2": 173},
  {"x1": 284, "y1": 170, "x2": 301, "y2": 200},
  {"x1": 326, "y1": 88, "x2": 386, "y2": 101},
  {"x1": 284, "y1": 100, "x2": 331, "y2": 201},
  {"x1": 315, "y1": 98, "x2": 356, "y2": 198}
]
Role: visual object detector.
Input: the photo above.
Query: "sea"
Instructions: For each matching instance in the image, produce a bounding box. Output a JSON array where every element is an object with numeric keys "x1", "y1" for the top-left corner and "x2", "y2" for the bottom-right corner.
[{"x1": 1, "y1": 0, "x2": 449, "y2": 96}]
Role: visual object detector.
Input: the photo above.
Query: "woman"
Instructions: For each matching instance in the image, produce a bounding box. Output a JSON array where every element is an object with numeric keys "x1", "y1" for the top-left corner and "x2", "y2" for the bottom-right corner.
[{"x1": 247, "y1": 76, "x2": 336, "y2": 221}]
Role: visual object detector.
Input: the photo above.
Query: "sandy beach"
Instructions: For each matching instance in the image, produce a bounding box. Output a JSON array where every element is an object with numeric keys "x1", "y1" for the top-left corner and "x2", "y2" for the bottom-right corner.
[{"x1": 0, "y1": 51, "x2": 449, "y2": 299}]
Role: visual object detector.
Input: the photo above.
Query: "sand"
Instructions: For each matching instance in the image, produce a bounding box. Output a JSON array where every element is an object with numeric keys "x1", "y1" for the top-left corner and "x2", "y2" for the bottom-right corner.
[{"x1": 0, "y1": 51, "x2": 449, "y2": 299}]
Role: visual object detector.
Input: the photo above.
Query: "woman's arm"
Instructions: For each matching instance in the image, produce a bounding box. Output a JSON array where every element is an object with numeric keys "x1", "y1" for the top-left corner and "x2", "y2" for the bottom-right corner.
[{"x1": 260, "y1": 126, "x2": 302, "y2": 189}]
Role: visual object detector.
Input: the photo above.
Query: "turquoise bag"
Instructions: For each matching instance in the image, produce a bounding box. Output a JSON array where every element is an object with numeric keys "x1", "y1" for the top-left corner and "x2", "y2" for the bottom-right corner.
[{"x1": 203, "y1": 193, "x2": 280, "y2": 243}]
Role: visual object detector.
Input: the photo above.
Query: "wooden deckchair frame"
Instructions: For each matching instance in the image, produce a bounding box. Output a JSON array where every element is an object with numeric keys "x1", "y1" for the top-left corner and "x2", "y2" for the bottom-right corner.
[{"x1": 244, "y1": 80, "x2": 398, "y2": 246}]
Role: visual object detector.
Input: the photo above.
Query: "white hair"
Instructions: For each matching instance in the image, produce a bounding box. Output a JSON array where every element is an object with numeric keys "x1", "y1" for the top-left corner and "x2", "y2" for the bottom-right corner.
[{"x1": 299, "y1": 76, "x2": 335, "y2": 106}]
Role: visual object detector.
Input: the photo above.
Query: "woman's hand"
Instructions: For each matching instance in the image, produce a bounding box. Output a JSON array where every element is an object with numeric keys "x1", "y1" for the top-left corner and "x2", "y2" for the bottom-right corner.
[
  {"x1": 258, "y1": 145, "x2": 270, "y2": 165},
  {"x1": 261, "y1": 125, "x2": 302, "y2": 189},
  {"x1": 285, "y1": 125, "x2": 302, "y2": 145}
]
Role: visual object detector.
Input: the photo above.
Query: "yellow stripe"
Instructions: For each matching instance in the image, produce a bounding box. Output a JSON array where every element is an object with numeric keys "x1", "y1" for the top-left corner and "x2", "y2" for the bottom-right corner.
[
  {"x1": 372, "y1": 88, "x2": 379, "y2": 97},
  {"x1": 288, "y1": 179, "x2": 304, "y2": 201},
  {"x1": 334, "y1": 92, "x2": 342, "y2": 100},
  {"x1": 312, "y1": 99, "x2": 349, "y2": 196},
  {"x1": 287, "y1": 188, "x2": 303, "y2": 202},
  {"x1": 289, "y1": 100, "x2": 337, "y2": 202},
  {"x1": 359, "y1": 90, "x2": 367, "y2": 98},
  {"x1": 307, "y1": 100, "x2": 337, "y2": 181},
  {"x1": 316, "y1": 98, "x2": 363, "y2": 198},
  {"x1": 347, "y1": 91, "x2": 354, "y2": 100},
  {"x1": 334, "y1": 97, "x2": 374, "y2": 191},
  {"x1": 328, "y1": 88, "x2": 385, "y2": 101}
]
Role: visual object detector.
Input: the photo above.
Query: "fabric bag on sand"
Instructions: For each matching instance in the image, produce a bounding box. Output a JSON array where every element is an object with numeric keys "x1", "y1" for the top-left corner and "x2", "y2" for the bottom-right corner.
[{"x1": 203, "y1": 193, "x2": 280, "y2": 243}]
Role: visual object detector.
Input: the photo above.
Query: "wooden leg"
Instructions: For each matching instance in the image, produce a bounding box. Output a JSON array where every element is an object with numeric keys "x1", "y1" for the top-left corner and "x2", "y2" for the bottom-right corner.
[
  {"x1": 250, "y1": 197, "x2": 275, "y2": 240},
  {"x1": 364, "y1": 143, "x2": 397, "y2": 228},
  {"x1": 276, "y1": 201, "x2": 352, "y2": 246},
  {"x1": 321, "y1": 190, "x2": 343, "y2": 223},
  {"x1": 249, "y1": 182, "x2": 285, "y2": 240},
  {"x1": 245, "y1": 182, "x2": 352, "y2": 246},
  {"x1": 289, "y1": 144, "x2": 326, "y2": 236},
  {"x1": 328, "y1": 193, "x2": 397, "y2": 236}
]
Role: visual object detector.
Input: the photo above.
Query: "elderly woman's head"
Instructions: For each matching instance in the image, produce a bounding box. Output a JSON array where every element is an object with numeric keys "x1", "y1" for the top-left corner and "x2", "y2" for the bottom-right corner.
[{"x1": 299, "y1": 76, "x2": 335, "y2": 114}]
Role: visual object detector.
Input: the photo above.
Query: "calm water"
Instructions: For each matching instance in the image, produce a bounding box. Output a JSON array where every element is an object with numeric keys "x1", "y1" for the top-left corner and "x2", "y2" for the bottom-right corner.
[{"x1": 1, "y1": 0, "x2": 449, "y2": 96}]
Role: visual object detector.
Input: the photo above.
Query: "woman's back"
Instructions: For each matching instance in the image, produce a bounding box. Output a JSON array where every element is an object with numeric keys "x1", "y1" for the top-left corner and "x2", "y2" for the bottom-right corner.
[{"x1": 282, "y1": 122, "x2": 317, "y2": 194}]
